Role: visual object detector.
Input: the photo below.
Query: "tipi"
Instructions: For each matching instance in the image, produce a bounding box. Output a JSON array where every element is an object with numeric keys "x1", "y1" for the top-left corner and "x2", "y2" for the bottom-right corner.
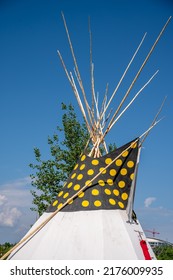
[{"x1": 4, "y1": 15, "x2": 171, "y2": 260}]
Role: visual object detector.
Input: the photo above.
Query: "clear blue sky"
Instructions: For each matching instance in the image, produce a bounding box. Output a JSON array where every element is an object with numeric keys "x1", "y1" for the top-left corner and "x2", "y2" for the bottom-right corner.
[{"x1": 0, "y1": 0, "x2": 173, "y2": 244}]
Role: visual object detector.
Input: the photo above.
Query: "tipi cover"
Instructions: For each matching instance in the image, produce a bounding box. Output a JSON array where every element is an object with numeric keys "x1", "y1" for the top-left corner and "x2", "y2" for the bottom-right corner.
[{"x1": 8, "y1": 139, "x2": 155, "y2": 260}]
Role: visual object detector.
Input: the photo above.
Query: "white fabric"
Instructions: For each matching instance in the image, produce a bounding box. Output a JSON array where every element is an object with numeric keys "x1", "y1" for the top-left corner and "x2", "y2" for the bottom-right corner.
[{"x1": 9, "y1": 209, "x2": 155, "y2": 260}]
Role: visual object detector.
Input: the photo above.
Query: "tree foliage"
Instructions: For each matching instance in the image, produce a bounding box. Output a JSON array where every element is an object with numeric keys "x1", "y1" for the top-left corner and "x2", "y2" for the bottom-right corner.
[
  {"x1": 0, "y1": 243, "x2": 15, "y2": 259},
  {"x1": 29, "y1": 103, "x2": 90, "y2": 216},
  {"x1": 154, "y1": 244, "x2": 173, "y2": 260},
  {"x1": 30, "y1": 103, "x2": 116, "y2": 216}
]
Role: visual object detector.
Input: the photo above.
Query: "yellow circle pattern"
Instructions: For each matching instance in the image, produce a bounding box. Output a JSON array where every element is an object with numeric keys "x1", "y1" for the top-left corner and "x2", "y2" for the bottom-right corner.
[
  {"x1": 110, "y1": 169, "x2": 117, "y2": 176},
  {"x1": 57, "y1": 203, "x2": 63, "y2": 209},
  {"x1": 52, "y1": 200, "x2": 58, "y2": 206},
  {"x1": 107, "y1": 179, "x2": 113, "y2": 185},
  {"x1": 78, "y1": 191, "x2": 85, "y2": 198},
  {"x1": 121, "y1": 193, "x2": 128, "y2": 200},
  {"x1": 92, "y1": 189, "x2": 99, "y2": 196},
  {"x1": 120, "y1": 168, "x2": 127, "y2": 175},
  {"x1": 81, "y1": 155, "x2": 86, "y2": 161},
  {"x1": 127, "y1": 161, "x2": 134, "y2": 168},
  {"x1": 63, "y1": 192, "x2": 69, "y2": 199},
  {"x1": 98, "y1": 180, "x2": 105, "y2": 186},
  {"x1": 80, "y1": 164, "x2": 85, "y2": 170},
  {"x1": 109, "y1": 198, "x2": 116, "y2": 205},
  {"x1": 94, "y1": 200, "x2": 102, "y2": 207},
  {"x1": 115, "y1": 159, "x2": 122, "y2": 166},
  {"x1": 67, "y1": 182, "x2": 73, "y2": 188},
  {"x1": 82, "y1": 200, "x2": 89, "y2": 207},
  {"x1": 99, "y1": 167, "x2": 106, "y2": 174},
  {"x1": 74, "y1": 164, "x2": 78, "y2": 170},
  {"x1": 50, "y1": 139, "x2": 138, "y2": 212},
  {"x1": 58, "y1": 191, "x2": 63, "y2": 197},
  {"x1": 105, "y1": 188, "x2": 111, "y2": 195},
  {"x1": 68, "y1": 199, "x2": 73, "y2": 205},
  {"x1": 105, "y1": 158, "x2": 112, "y2": 165},
  {"x1": 77, "y1": 174, "x2": 83, "y2": 180},
  {"x1": 131, "y1": 142, "x2": 137, "y2": 148},
  {"x1": 118, "y1": 202, "x2": 124, "y2": 208},
  {"x1": 92, "y1": 159, "x2": 99, "y2": 165},
  {"x1": 87, "y1": 169, "x2": 94, "y2": 175},
  {"x1": 118, "y1": 181, "x2": 125, "y2": 188},
  {"x1": 71, "y1": 173, "x2": 76, "y2": 179},
  {"x1": 74, "y1": 184, "x2": 80, "y2": 191},
  {"x1": 113, "y1": 189, "x2": 119, "y2": 196},
  {"x1": 122, "y1": 150, "x2": 129, "y2": 157},
  {"x1": 85, "y1": 180, "x2": 92, "y2": 187}
]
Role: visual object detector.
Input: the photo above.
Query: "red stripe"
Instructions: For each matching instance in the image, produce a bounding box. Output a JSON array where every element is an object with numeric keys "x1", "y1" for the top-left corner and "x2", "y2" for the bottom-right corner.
[{"x1": 140, "y1": 240, "x2": 152, "y2": 260}]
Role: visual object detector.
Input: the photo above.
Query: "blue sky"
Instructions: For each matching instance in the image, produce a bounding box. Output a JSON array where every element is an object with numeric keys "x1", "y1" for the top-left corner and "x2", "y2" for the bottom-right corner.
[{"x1": 0, "y1": 0, "x2": 173, "y2": 244}]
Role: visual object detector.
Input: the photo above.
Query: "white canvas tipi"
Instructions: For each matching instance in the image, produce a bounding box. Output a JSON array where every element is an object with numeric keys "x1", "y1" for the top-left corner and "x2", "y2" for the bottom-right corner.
[
  {"x1": 3, "y1": 15, "x2": 171, "y2": 260},
  {"x1": 7, "y1": 138, "x2": 155, "y2": 260}
]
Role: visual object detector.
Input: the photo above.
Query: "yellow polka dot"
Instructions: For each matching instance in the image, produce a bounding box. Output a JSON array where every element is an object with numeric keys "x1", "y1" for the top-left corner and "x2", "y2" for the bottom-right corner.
[
  {"x1": 105, "y1": 158, "x2": 112, "y2": 165},
  {"x1": 81, "y1": 155, "x2": 86, "y2": 161},
  {"x1": 113, "y1": 189, "x2": 119, "y2": 196},
  {"x1": 71, "y1": 172, "x2": 76, "y2": 179},
  {"x1": 121, "y1": 193, "x2": 128, "y2": 200},
  {"x1": 130, "y1": 173, "x2": 134, "y2": 180},
  {"x1": 78, "y1": 191, "x2": 85, "y2": 198},
  {"x1": 131, "y1": 142, "x2": 137, "y2": 149},
  {"x1": 57, "y1": 203, "x2": 63, "y2": 209},
  {"x1": 52, "y1": 200, "x2": 58, "y2": 206},
  {"x1": 98, "y1": 180, "x2": 105, "y2": 186},
  {"x1": 107, "y1": 178, "x2": 113, "y2": 185},
  {"x1": 99, "y1": 167, "x2": 106, "y2": 174},
  {"x1": 127, "y1": 161, "x2": 134, "y2": 168},
  {"x1": 67, "y1": 182, "x2": 73, "y2": 188},
  {"x1": 110, "y1": 169, "x2": 117, "y2": 176},
  {"x1": 58, "y1": 191, "x2": 63, "y2": 197},
  {"x1": 82, "y1": 200, "x2": 89, "y2": 207},
  {"x1": 74, "y1": 184, "x2": 80, "y2": 191},
  {"x1": 94, "y1": 200, "x2": 102, "y2": 207},
  {"x1": 74, "y1": 164, "x2": 78, "y2": 170},
  {"x1": 63, "y1": 192, "x2": 69, "y2": 199},
  {"x1": 120, "y1": 168, "x2": 127, "y2": 175},
  {"x1": 77, "y1": 174, "x2": 83, "y2": 180},
  {"x1": 85, "y1": 180, "x2": 92, "y2": 187},
  {"x1": 63, "y1": 182, "x2": 67, "y2": 187},
  {"x1": 87, "y1": 169, "x2": 94, "y2": 175},
  {"x1": 118, "y1": 181, "x2": 125, "y2": 188},
  {"x1": 68, "y1": 199, "x2": 73, "y2": 204},
  {"x1": 122, "y1": 150, "x2": 129, "y2": 157},
  {"x1": 109, "y1": 198, "x2": 116, "y2": 205},
  {"x1": 105, "y1": 188, "x2": 111, "y2": 195},
  {"x1": 118, "y1": 202, "x2": 125, "y2": 208},
  {"x1": 92, "y1": 189, "x2": 99, "y2": 196},
  {"x1": 92, "y1": 159, "x2": 99, "y2": 165},
  {"x1": 115, "y1": 159, "x2": 123, "y2": 166},
  {"x1": 80, "y1": 164, "x2": 85, "y2": 170}
]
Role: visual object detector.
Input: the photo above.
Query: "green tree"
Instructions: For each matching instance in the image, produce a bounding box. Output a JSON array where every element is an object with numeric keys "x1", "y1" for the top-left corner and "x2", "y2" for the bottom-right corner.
[
  {"x1": 154, "y1": 245, "x2": 173, "y2": 260},
  {"x1": 0, "y1": 243, "x2": 15, "y2": 258},
  {"x1": 29, "y1": 103, "x2": 90, "y2": 216},
  {"x1": 30, "y1": 103, "x2": 116, "y2": 217}
]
